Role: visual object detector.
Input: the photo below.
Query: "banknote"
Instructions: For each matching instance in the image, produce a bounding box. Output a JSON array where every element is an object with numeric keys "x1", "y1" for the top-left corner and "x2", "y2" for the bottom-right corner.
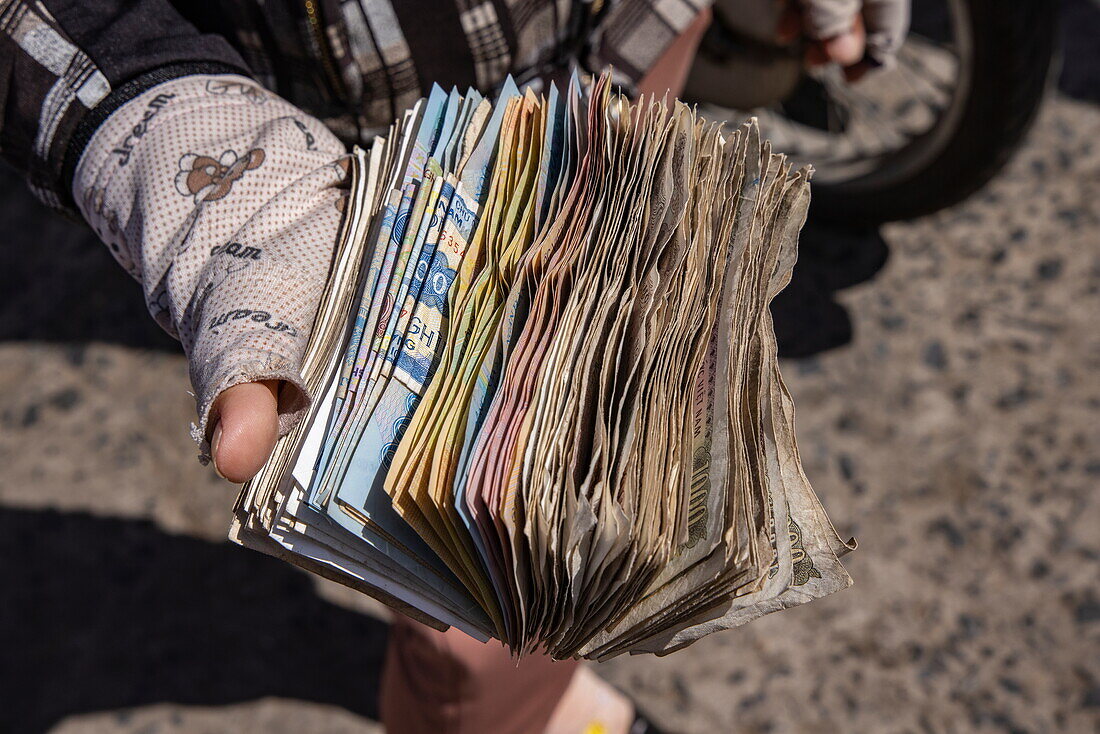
[{"x1": 231, "y1": 71, "x2": 854, "y2": 658}]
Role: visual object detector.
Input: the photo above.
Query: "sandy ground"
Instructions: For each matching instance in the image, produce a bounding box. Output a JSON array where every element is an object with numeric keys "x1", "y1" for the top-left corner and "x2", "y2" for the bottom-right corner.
[{"x1": 2, "y1": 30, "x2": 1098, "y2": 734}]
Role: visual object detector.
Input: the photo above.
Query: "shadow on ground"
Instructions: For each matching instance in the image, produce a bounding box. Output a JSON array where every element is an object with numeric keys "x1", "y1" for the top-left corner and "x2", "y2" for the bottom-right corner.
[
  {"x1": 0, "y1": 167, "x2": 177, "y2": 351},
  {"x1": 0, "y1": 508, "x2": 388, "y2": 734}
]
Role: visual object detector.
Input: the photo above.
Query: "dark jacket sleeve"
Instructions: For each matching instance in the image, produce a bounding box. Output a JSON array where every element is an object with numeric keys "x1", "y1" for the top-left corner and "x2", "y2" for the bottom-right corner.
[{"x1": 0, "y1": 0, "x2": 252, "y2": 214}]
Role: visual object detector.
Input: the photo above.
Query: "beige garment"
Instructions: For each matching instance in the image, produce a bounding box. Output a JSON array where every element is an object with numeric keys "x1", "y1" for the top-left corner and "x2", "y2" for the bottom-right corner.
[{"x1": 73, "y1": 75, "x2": 349, "y2": 455}]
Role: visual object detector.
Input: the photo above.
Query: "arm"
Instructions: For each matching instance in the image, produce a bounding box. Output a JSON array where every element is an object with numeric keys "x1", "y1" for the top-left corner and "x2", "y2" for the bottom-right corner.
[
  {"x1": 2, "y1": 2, "x2": 348, "y2": 481},
  {"x1": 0, "y1": 0, "x2": 249, "y2": 213}
]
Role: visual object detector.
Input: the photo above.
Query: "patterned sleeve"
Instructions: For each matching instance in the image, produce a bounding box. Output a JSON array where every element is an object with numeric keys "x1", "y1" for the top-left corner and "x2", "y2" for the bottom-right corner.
[
  {"x1": 0, "y1": 0, "x2": 251, "y2": 214},
  {"x1": 588, "y1": 0, "x2": 713, "y2": 90}
]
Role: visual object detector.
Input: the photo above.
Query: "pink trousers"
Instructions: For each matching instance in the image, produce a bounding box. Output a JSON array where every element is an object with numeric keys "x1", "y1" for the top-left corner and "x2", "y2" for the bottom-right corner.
[{"x1": 380, "y1": 615, "x2": 580, "y2": 734}]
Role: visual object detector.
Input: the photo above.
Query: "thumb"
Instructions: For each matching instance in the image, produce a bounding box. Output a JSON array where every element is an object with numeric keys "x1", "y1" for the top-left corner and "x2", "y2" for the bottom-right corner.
[{"x1": 209, "y1": 380, "x2": 281, "y2": 483}]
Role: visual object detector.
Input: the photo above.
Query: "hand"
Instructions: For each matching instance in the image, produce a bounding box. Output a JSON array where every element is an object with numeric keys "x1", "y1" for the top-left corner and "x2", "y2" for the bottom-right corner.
[
  {"x1": 75, "y1": 75, "x2": 349, "y2": 483},
  {"x1": 777, "y1": 0, "x2": 911, "y2": 81}
]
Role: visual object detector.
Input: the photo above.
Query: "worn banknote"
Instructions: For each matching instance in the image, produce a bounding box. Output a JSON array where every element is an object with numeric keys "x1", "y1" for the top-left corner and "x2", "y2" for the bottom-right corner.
[{"x1": 231, "y1": 71, "x2": 854, "y2": 658}]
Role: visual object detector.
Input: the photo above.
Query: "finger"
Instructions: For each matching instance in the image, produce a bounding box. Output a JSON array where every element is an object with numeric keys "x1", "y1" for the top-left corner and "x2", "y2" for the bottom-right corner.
[
  {"x1": 823, "y1": 15, "x2": 866, "y2": 67},
  {"x1": 209, "y1": 379, "x2": 281, "y2": 483}
]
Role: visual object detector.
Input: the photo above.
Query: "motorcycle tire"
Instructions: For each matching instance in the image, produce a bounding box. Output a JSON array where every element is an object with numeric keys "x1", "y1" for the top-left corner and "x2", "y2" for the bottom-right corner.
[{"x1": 810, "y1": 0, "x2": 1058, "y2": 224}]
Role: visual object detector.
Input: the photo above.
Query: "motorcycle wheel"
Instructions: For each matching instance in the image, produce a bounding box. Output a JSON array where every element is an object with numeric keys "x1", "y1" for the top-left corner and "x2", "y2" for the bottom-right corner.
[{"x1": 699, "y1": 0, "x2": 1059, "y2": 224}]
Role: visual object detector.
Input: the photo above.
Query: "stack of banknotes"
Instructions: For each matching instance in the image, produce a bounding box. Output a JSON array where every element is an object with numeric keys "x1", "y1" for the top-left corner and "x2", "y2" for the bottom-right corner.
[{"x1": 231, "y1": 72, "x2": 855, "y2": 660}]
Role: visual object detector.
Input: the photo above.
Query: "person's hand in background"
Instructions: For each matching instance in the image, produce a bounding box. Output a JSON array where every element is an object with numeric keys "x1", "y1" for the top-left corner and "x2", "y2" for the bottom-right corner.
[
  {"x1": 777, "y1": 0, "x2": 911, "y2": 81},
  {"x1": 75, "y1": 75, "x2": 349, "y2": 482}
]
